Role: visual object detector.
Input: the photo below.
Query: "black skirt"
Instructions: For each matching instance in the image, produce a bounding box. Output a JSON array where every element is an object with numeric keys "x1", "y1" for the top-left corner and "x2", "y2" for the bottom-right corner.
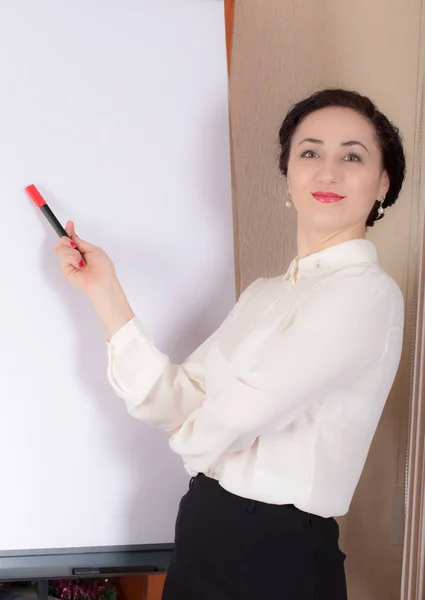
[{"x1": 162, "y1": 474, "x2": 347, "y2": 600}]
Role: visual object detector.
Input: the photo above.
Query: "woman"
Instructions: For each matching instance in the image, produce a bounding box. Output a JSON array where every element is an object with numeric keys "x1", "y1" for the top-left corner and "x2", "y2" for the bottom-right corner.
[{"x1": 54, "y1": 89, "x2": 406, "y2": 599}]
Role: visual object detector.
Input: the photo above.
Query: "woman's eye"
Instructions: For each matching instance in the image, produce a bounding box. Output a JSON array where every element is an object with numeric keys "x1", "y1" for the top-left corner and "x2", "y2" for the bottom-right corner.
[
  {"x1": 343, "y1": 153, "x2": 362, "y2": 162},
  {"x1": 301, "y1": 149, "x2": 318, "y2": 158}
]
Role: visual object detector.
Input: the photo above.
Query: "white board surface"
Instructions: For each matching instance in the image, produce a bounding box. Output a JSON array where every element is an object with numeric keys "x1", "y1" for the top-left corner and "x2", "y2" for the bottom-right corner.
[{"x1": 0, "y1": 0, "x2": 234, "y2": 550}]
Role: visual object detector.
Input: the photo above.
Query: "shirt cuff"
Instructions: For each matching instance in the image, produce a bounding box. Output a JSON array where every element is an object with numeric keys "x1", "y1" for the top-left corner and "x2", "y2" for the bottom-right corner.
[{"x1": 108, "y1": 317, "x2": 152, "y2": 349}]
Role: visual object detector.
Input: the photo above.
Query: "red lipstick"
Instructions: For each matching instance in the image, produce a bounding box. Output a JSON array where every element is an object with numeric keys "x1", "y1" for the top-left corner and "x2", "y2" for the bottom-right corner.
[{"x1": 312, "y1": 191, "x2": 345, "y2": 203}]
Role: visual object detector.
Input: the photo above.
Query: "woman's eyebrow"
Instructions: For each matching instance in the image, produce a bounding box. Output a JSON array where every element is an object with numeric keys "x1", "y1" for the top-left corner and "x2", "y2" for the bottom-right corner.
[{"x1": 298, "y1": 138, "x2": 369, "y2": 153}]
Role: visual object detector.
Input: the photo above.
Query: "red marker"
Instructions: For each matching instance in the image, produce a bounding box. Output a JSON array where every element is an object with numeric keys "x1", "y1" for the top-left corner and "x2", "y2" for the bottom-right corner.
[{"x1": 25, "y1": 184, "x2": 69, "y2": 238}]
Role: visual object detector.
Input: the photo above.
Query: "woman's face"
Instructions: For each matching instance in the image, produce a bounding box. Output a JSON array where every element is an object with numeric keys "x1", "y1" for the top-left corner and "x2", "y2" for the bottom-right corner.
[{"x1": 286, "y1": 106, "x2": 390, "y2": 236}]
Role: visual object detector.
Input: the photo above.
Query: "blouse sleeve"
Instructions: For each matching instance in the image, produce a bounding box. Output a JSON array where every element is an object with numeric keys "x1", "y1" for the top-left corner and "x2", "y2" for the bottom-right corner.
[
  {"x1": 106, "y1": 279, "x2": 262, "y2": 431},
  {"x1": 168, "y1": 270, "x2": 404, "y2": 473}
]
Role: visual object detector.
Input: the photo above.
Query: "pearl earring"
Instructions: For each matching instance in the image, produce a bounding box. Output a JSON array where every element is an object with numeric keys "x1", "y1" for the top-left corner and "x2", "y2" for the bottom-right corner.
[
  {"x1": 377, "y1": 196, "x2": 385, "y2": 216},
  {"x1": 285, "y1": 193, "x2": 292, "y2": 208}
]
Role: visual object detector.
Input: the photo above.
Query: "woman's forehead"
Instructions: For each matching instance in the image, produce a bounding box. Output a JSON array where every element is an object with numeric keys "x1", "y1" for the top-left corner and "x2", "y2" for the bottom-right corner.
[{"x1": 292, "y1": 106, "x2": 377, "y2": 145}]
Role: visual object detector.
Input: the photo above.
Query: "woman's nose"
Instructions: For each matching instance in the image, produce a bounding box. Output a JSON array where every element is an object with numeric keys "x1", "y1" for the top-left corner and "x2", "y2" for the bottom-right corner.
[{"x1": 317, "y1": 159, "x2": 339, "y2": 184}]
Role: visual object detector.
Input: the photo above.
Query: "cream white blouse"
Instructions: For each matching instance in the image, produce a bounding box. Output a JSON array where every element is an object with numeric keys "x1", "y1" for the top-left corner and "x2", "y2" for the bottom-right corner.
[{"x1": 106, "y1": 239, "x2": 404, "y2": 518}]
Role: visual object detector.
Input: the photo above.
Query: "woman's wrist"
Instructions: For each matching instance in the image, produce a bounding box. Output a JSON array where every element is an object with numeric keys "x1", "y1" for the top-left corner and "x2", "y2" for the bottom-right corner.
[{"x1": 87, "y1": 279, "x2": 135, "y2": 341}]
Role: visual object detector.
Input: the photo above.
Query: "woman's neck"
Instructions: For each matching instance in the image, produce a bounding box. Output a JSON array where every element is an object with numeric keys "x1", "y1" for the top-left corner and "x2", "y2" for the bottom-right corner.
[{"x1": 297, "y1": 226, "x2": 366, "y2": 259}]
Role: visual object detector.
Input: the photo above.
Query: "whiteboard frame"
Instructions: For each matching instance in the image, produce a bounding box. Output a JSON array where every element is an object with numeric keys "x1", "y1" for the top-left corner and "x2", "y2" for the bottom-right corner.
[{"x1": 0, "y1": 544, "x2": 173, "y2": 581}]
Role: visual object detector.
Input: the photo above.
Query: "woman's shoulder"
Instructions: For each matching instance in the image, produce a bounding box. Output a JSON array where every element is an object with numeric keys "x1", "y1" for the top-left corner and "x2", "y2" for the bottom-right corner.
[
  {"x1": 313, "y1": 261, "x2": 405, "y2": 320},
  {"x1": 320, "y1": 260, "x2": 401, "y2": 290}
]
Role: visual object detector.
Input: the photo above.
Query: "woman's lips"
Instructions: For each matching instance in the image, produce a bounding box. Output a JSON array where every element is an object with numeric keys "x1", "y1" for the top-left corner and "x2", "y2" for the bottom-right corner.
[{"x1": 312, "y1": 191, "x2": 345, "y2": 203}]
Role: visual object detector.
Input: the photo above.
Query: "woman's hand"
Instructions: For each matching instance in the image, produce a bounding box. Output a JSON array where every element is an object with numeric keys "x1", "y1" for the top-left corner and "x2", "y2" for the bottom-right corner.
[
  {"x1": 54, "y1": 221, "x2": 134, "y2": 340},
  {"x1": 54, "y1": 221, "x2": 117, "y2": 295}
]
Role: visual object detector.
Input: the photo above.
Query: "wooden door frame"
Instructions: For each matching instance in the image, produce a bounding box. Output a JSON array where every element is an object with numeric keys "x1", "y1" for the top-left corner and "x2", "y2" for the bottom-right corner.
[
  {"x1": 401, "y1": 1, "x2": 425, "y2": 596},
  {"x1": 224, "y1": 0, "x2": 235, "y2": 75}
]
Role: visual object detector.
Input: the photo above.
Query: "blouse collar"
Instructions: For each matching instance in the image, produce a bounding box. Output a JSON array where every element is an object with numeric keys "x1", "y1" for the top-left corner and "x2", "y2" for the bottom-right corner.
[{"x1": 284, "y1": 239, "x2": 378, "y2": 284}]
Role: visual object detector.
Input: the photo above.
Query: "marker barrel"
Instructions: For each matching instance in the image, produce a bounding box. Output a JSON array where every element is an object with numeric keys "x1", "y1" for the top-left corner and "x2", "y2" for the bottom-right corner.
[{"x1": 40, "y1": 204, "x2": 69, "y2": 238}]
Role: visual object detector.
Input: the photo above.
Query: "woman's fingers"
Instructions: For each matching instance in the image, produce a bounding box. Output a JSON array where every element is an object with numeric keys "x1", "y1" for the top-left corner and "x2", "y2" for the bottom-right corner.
[
  {"x1": 54, "y1": 238, "x2": 84, "y2": 269},
  {"x1": 54, "y1": 235, "x2": 76, "y2": 253},
  {"x1": 65, "y1": 220, "x2": 76, "y2": 239},
  {"x1": 61, "y1": 249, "x2": 84, "y2": 270},
  {"x1": 64, "y1": 221, "x2": 95, "y2": 254}
]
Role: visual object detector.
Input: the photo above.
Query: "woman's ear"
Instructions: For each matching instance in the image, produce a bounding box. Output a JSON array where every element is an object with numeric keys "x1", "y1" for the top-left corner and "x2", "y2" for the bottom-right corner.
[
  {"x1": 380, "y1": 170, "x2": 390, "y2": 198},
  {"x1": 285, "y1": 175, "x2": 291, "y2": 195}
]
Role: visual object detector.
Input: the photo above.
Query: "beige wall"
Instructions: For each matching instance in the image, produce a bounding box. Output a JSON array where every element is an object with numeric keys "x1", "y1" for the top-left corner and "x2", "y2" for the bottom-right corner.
[{"x1": 229, "y1": 1, "x2": 423, "y2": 598}]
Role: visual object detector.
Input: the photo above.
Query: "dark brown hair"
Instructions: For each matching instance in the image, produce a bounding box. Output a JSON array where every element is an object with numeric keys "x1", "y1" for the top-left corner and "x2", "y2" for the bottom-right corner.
[{"x1": 278, "y1": 89, "x2": 406, "y2": 227}]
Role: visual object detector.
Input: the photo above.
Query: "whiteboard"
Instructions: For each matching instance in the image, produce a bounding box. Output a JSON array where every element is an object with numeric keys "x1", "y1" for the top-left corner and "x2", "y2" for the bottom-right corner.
[{"x1": 0, "y1": 0, "x2": 234, "y2": 551}]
